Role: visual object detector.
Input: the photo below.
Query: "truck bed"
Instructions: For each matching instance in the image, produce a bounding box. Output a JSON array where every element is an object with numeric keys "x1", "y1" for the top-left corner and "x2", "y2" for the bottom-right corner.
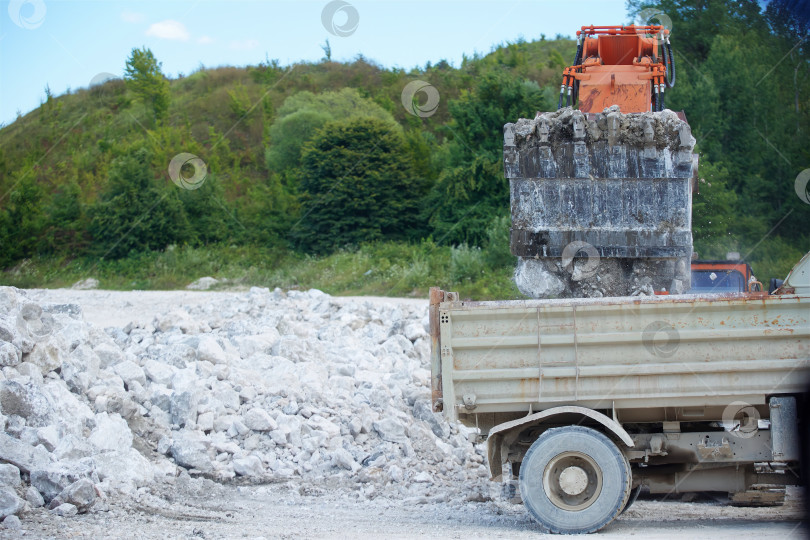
[{"x1": 430, "y1": 291, "x2": 810, "y2": 431}]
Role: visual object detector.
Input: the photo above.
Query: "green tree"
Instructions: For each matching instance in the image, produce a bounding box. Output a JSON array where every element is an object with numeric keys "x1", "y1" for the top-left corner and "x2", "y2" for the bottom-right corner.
[
  {"x1": 425, "y1": 72, "x2": 547, "y2": 245},
  {"x1": 266, "y1": 88, "x2": 401, "y2": 172},
  {"x1": 41, "y1": 179, "x2": 88, "y2": 255},
  {"x1": 124, "y1": 47, "x2": 170, "y2": 122},
  {"x1": 628, "y1": 0, "x2": 809, "y2": 263},
  {"x1": 89, "y1": 147, "x2": 191, "y2": 258},
  {"x1": 176, "y1": 172, "x2": 232, "y2": 245},
  {"x1": 292, "y1": 118, "x2": 423, "y2": 253},
  {"x1": 0, "y1": 175, "x2": 45, "y2": 267}
]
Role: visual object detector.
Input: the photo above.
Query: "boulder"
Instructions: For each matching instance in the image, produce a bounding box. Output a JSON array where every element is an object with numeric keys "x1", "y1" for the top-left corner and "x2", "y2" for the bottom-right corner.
[
  {"x1": 186, "y1": 277, "x2": 219, "y2": 291},
  {"x1": 30, "y1": 460, "x2": 96, "y2": 502},
  {"x1": 0, "y1": 380, "x2": 54, "y2": 427},
  {"x1": 26, "y1": 338, "x2": 63, "y2": 374},
  {"x1": 51, "y1": 503, "x2": 78, "y2": 517},
  {"x1": 93, "y1": 343, "x2": 124, "y2": 369},
  {"x1": 233, "y1": 332, "x2": 280, "y2": 359},
  {"x1": 25, "y1": 485, "x2": 44, "y2": 507},
  {"x1": 403, "y1": 322, "x2": 427, "y2": 342},
  {"x1": 197, "y1": 336, "x2": 227, "y2": 365},
  {"x1": 0, "y1": 343, "x2": 20, "y2": 368},
  {"x1": 331, "y1": 448, "x2": 360, "y2": 472},
  {"x1": 243, "y1": 408, "x2": 277, "y2": 432},
  {"x1": 0, "y1": 464, "x2": 20, "y2": 487},
  {"x1": 0, "y1": 320, "x2": 15, "y2": 344},
  {"x1": 412, "y1": 399, "x2": 450, "y2": 439},
  {"x1": 170, "y1": 431, "x2": 213, "y2": 473},
  {"x1": 0, "y1": 488, "x2": 24, "y2": 519},
  {"x1": 34, "y1": 424, "x2": 60, "y2": 452},
  {"x1": 94, "y1": 448, "x2": 155, "y2": 488},
  {"x1": 154, "y1": 310, "x2": 201, "y2": 334},
  {"x1": 71, "y1": 278, "x2": 99, "y2": 290},
  {"x1": 197, "y1": 411, "x2": 214, "y2": 432},
  {"x1": 413, "y1": 471, "x2": 433, "y2": 483},
  {"x1": 88, "y1": 412, "x2": 132, "y2": 451},
  {"x1": 373, "y1": 417, "x2": 408, "y2": 444},
  {"x1": 61, "y1": 345, "x2": 100, "y2": 393},
  {"x1": 232, "y1": 455, "x2": 264, "y2": 477},
  {"x1": 15, "y1": 361, "x2": 43, "y2": 383},
  {"x1": 2, "y1": 515, "x2": 21, "y2": 529},
  {"x1": 142, "y1": 360, "x2": 174, "y2": 386},
  {"x1": 169, "y1": 391, "x2": 199, "y2": 428},
  {"x1": 55, "y1": 478, "x2": 96, "y2": 512},
  {"x1": 112, "y1": 360, "x2": 146, "y2": 388},
  {"x1": 0, "y1": 432, "x2": 52, "y2": 473}
]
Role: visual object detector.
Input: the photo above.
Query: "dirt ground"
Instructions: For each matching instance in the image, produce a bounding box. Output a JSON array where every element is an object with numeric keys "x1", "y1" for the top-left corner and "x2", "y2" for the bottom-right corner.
[
  {"x1": 3, "y1": 480, "x2": 806, "y2": 539},
  {"x1": 7, "y1": 288, "x2": 808, "y2": 539}
]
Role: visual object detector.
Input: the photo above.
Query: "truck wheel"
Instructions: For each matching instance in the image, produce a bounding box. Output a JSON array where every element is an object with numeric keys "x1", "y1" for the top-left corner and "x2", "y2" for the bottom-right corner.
[{"x1": 519, "y1": 426, "x2": 631, "y2": 534}]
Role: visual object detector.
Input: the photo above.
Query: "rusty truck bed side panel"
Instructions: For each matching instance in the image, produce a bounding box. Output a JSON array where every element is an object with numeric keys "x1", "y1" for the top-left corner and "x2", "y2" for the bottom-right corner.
[{"x1": 431, "y1": 292, "x2": 810, "y2": 426}]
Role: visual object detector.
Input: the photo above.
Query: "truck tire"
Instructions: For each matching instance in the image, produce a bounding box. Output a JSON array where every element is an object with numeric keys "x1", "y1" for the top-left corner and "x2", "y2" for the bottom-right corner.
[
  {"x1": 621, "y1": 485, "x2": 641, "y2": 514},
  {"x1": 519, "y1": 426, "x2": 631, "y2": 534}
]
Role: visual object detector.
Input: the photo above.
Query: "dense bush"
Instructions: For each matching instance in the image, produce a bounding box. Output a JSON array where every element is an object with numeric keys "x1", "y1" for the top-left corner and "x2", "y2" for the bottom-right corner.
[{"x1": 293, "y1": 118, "x2": 424, "y2": 253}]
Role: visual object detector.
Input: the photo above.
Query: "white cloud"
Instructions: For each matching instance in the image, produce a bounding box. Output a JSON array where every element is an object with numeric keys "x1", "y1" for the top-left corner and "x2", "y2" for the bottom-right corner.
[
  {"x1": 145, "y1": 20, "x2": 190, "y2": 41},
  {"x1": 121, "y1": 10, "x2": 145, "y2": 23},
  {"x1": 197, "y1": 35, "x2": 214, "y2": 45},
  {"x1": 230, "y1": 39, "x2": 259, "y2": 51}
]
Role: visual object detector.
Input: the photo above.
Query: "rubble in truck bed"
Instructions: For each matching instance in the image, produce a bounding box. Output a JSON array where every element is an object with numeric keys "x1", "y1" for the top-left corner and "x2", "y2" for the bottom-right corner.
[{"x1": 504, "y1": 106, "x2": 696, "y2": 299}]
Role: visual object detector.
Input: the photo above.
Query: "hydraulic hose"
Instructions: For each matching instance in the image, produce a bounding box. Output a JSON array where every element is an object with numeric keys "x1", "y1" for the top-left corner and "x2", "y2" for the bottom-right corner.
[
  {"x1": 573, "y1": 39, "x2": 583, "y2": 68},
  {"x1": 666, "y1": 43, "x2": 676, "y2": 87},
  {"x1": 567, "y1": 37, "x2": 582, "y2": 108},
  {"x1": 663, "y1": 41, "x2": 676, "y2": 88}
]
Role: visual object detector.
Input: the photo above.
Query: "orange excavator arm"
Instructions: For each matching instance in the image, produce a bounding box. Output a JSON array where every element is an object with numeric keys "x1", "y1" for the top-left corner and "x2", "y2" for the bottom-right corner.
[{"x1": 559, "y1": 25, "x2": 675, "y2": 113}]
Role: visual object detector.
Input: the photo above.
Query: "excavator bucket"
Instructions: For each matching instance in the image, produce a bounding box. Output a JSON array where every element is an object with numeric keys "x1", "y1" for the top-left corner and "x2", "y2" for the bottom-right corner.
[{"x1": 505, "y1": 25, "x2": 693, "y2": 298}]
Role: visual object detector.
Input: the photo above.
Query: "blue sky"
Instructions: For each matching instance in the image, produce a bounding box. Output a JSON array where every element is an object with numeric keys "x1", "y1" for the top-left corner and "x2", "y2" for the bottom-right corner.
[{"x1": 0, "y1": 0, "x2": 629, "y2": 126}]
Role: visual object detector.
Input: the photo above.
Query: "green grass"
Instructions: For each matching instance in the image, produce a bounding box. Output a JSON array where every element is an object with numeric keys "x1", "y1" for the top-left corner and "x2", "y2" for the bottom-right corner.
[{"x1": 0, "y1": 241, "x2": 526, "y2": 301}]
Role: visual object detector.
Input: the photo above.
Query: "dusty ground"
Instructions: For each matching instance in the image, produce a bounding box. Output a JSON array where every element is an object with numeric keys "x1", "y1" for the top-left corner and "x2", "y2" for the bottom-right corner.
[
  {"x1": 3, "y1": 481, "x2": 806, "y2": 539},
  {"x1": 7, "y1": 288, "x2": 808, "y2": 539}
]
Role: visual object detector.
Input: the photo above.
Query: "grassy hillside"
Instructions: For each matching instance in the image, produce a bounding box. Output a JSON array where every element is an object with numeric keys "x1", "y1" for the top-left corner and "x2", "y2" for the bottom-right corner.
[
  {"x1": 0, "y1": 38, "x2": 575, "y2": 202},
  {"x1": 1, "y1": 2, "x2": 808, "y2": 294}
]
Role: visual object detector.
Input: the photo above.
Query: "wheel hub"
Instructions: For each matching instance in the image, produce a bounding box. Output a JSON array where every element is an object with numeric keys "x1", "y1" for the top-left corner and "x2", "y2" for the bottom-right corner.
[
  {"x1": 559, "y1": 466, "x2": 589, "y2": 496},
  {"x1": 543, "y1": 451, "x2": 603, "y2": 511}
]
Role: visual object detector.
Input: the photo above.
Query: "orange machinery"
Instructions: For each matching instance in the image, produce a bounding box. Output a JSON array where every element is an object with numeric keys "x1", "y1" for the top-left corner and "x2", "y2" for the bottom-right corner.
[
  {"x1": 558, "y1": 25, "x2": 675, "y2": 113},
  {"x1": 689, "y1": 260, "x2": 764, "y2": 294}
]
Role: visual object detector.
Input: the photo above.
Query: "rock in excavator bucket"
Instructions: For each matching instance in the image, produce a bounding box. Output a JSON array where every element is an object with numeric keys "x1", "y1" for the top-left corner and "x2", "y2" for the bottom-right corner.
[{"x1": 504, "y1": 106, "x2": 696, "y2": 298}]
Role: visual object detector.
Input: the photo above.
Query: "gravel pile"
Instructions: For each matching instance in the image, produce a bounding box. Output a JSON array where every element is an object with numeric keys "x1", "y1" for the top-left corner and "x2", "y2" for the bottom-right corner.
[{"x1": 0, "y1": 286, "x2": 489, "y2": 526}]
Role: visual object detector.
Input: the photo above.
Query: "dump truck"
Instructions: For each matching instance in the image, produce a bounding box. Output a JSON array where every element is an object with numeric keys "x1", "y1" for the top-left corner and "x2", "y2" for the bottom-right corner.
[
  {"x1": 428, "y1": 24, "x2": 810, "y2": 534},
  {"x1": 429, "y1": 251, "x2": 809, "y2": 533}
]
